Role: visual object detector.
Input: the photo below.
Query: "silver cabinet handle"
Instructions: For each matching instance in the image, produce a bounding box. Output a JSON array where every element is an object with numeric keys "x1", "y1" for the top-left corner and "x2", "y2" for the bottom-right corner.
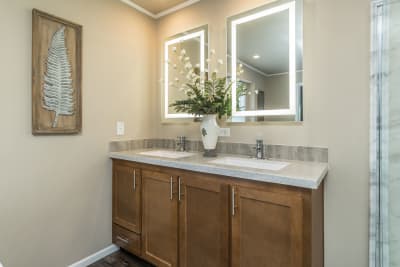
[
  {"x1": 133, "y1": 169, "x2": 136, "y2": 191},
  {"x1": 116, "y1": 236, "x2": 129, "y2": 244},
  {"x1": 170, "y1": 176, "x2": 173, "y2": 200},
  {"x1": 178, "y1": 177, "x2": 182, "y2": 202},
  {"x1": 232, "y1": 187, "x2": 235, "y2": 217}
]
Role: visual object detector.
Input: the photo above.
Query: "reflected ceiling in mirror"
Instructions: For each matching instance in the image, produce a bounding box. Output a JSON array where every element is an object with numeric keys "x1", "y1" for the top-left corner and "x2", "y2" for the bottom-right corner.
[
  {"x1": 164, "y1": 25, "x2": 208, "y2": 119},
  {"x1": 228, "y1": 0, "x2": 303, "y2": 122}
]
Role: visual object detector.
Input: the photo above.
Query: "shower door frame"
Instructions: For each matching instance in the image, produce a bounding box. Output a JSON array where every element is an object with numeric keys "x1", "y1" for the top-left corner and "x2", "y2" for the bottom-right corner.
[{"x1": 370, "y1": 1, "x2": 392, "y2": 267}]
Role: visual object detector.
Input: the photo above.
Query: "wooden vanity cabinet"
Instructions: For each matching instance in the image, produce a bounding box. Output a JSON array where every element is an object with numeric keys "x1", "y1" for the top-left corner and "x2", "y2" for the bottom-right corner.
[
  {"x1": 141, "y1": 169, "x2": 179, "y2": 267},
  {"x1": 140, "y1": 168, "x2": 230, "y2": 267},
  {"x1": 112, "y1": 161, "x2": 142, "y2": 256},
  {"x1": 230, "y1": 180, "x2": 324, "y2": 267},
  {"x1": 112, "y1": 159, "x2": 324, "y2": 267},
  {"x1": 112, "y1": 162, "x2": 142, "y2": 233},
  {"x1": 113, "y1": 223, "x2": 141, "y2": 255},
  {"x1": 178, "y1": 173, "x2": 230, "y2": 267},
  {"x1": 231, "y1": 185, "x2": 303, "y2": 267}
]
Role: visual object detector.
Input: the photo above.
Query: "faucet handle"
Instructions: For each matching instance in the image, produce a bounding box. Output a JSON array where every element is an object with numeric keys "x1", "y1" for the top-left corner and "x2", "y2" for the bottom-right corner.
[
  {"x1": 176, "y1": 136, "x2": 186, "y2": 151},
  {"x1": 254, "y1": 139, "x2": 265, "y2": 160},
  {"x1": 177, "y1": 136, "x2": 186, "y2": 143},
  {"x1": 253, "y1": 140, "x2": 262, "y2": 149}
]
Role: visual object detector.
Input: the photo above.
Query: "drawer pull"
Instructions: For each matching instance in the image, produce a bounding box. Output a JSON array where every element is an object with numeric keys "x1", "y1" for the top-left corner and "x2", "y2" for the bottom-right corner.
[
  {"x1": 133, "y1": 169, "x2": 136, "y2": 191},
  {"x1": 178, "y1": 177, "x2": 184, "y2": 202},
  {"x1": 116, "y1": 236, "x2": 129, "y2": 244},
  {"x1": 232, "y1": 187, "x2": 235, "y2": 217},
  {"x1": 170, "y1": 176, "x2": 173, "y2": 200}
]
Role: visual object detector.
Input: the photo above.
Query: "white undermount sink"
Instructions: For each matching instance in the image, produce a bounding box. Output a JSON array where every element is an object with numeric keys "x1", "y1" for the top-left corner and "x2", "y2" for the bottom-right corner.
[
  {"x1": 209, "y1": 157, "x2": 289, "y2": 171},
  {"x1": 139, "y1": 150, "x2": 195, "y2": 159}
]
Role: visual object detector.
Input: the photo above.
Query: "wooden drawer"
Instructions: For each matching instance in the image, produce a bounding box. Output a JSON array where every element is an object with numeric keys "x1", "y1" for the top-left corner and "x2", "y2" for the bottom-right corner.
[{"x1": 113, "y1": 223, "x2": 141, "y2": 256}]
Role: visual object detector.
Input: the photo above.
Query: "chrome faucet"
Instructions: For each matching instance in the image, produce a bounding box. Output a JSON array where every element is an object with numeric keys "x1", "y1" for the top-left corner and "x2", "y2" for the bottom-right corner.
[
  {"x1": 254, "y1": 139, "x2": 265, "y2": 160},
  {"x1": 176, "y1": 136, "x2": 187, "y2": 152}
]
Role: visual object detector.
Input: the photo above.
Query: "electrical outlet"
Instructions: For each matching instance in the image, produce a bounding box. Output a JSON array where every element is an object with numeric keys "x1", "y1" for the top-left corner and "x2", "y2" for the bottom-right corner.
[
  {"x1": 116, "y1": 121, "x2": 125, "y2": 136},
  {"x1": 219, "y1": 127, "x2": 231, "y2": 137}
]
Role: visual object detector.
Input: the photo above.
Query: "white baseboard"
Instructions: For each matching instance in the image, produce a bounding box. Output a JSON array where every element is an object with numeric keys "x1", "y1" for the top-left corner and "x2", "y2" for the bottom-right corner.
[{"x1": 68, "y1": 245, "x2": 119, "y2": 267}]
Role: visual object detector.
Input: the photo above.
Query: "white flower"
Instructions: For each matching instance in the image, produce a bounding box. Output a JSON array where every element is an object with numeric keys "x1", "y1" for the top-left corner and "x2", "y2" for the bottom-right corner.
[
  {"x1": 175, "y1": 77, "x2": 179, "y2": 82},
  {"x1": 239, "y1": 63, "x2": 243, "y2": 68},
  {"x1": 173, "y1": 64, "x2": 177, "y2": 69},
  {"x1": 184, "y1": 57, "x2": 190, "y2": 62},
  {"x1": 206, "y1": 58, "x2": 211, "y2": 63},
  {"x1": 195, "y1": 63, "x2": 200, "y2": 68},
  {"x1": 172, "y1": 46, "x2": 177, "y2": 52},
  {"x1": 218, "y1": 59, "x2": 224, "y2": 65},
  {"x1": 185, "y1": 62, "x2": 193, "y2": 70},
  {"x1": 210, "y1": 49, "x2": 216, "y2": 55},
  {"x1": 180, "y1": 49, "x2": 186, "y2": 55}
]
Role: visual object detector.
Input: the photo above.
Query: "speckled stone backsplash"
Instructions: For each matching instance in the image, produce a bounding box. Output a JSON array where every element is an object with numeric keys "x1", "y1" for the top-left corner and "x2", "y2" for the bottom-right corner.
[{"x1": 110, "y1": 139, "x2": 328, "y2": 163}]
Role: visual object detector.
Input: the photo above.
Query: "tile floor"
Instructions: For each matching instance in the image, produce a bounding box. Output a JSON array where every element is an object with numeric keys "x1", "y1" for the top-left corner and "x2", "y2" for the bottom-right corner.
[{"x1": 88, "y1": 250, "x2": 154, "y2": 267}]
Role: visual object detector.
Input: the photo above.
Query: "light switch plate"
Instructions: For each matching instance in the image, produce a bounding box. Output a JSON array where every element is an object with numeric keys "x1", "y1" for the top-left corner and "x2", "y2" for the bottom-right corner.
[
  {"x1": 219, "y1": 127, "x2": 231, "y2": 137},
  {"x1": 116, "y1": 121, "x2": 125, "y2": 136}
]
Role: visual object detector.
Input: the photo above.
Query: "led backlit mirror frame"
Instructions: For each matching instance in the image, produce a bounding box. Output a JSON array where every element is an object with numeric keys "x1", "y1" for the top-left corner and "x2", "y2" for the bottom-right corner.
[
  {"x1": 230, "y1": 1, "x2": 298, "y2": 118},
  {"x1": 164, "y1": 26, "x2": 208, "y2": 119}
]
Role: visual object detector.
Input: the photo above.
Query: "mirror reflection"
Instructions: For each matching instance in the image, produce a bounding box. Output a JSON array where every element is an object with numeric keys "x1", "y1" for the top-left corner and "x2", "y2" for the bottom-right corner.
[
  {"x1": 228, "y1": 0, "x2": 303, "y2": 122},
  {"x1": 164, "y1": 26, "x2": 208, "y2": 119}
]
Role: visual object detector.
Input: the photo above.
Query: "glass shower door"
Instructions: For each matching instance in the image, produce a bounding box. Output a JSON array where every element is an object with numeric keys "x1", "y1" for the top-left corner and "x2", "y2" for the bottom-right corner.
[{"x1": 371, "y1": 1, "x2": 400, "y2": 266}]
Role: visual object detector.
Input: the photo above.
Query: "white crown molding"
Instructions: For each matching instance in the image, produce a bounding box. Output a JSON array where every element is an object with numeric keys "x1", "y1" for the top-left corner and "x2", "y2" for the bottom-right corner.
[
  {"x1": 120, "y1": 0, "x2": 200, "y2": 19},
  {"x1": 120, "y1": 0, "x2": 157, "y2": 18},
  {"x1": 68, "y1": 245, "x2": 119, "y2": 267},
  {"x1": 156, "y1": 0, "x2": 200, "y2": 18}
]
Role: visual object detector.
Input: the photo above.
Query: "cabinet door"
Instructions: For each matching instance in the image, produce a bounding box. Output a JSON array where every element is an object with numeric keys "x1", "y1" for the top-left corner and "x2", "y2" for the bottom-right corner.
[
  {"x1": 178, "y1": 175, "x2": 230, "y2": 267},
  {"x1": 231, "y1": 186, "x2": 303, "y2": 267},
  {"x1": 113, "y1": 164, "x2": 141, "y2": 233},
  {"x1": 141, "y1": 170, "x2": 178, "y2": 267}
]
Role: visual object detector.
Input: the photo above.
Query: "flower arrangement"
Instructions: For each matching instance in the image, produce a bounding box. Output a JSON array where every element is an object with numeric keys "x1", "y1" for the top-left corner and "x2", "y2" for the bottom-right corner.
[{"x1": 168, "y1": 47, "x2": 246, "y2": 119}]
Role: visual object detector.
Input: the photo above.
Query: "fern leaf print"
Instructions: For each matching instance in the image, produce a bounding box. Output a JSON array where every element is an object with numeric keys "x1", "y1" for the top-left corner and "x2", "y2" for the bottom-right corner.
[{"x1": 43, "y1": 26, "x2": 74, "y2": 128}]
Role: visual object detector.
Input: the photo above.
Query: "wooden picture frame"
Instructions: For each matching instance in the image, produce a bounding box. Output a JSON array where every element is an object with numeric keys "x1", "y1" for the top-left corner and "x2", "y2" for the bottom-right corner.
[{"x1": 32, "y1": 9, "x2": 82, "y2": 135}]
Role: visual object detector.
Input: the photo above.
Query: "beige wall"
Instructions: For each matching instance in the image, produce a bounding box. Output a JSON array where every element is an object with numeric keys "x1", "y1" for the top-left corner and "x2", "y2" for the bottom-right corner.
[
  {"x1": 0, "y1": 0, "x2": 156, "y2": 266},
  {"x1": 264, "y1": 72, "x2": 303, "y2": 109},
  {"x1": 156, "y1": 0, "x2": 370, "y2": 266},
  {"x1": 239, "y1": 63, "x2": 268, "y2": 110},
  {"x1": 264, "y1": 73, "x2": 290, "y2": 109}
]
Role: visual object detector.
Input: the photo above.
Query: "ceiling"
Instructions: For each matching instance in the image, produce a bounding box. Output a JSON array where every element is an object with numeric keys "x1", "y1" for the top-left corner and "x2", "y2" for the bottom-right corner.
[{"x1": 122, "y1": 0, "x2": 200, "y2": 18}]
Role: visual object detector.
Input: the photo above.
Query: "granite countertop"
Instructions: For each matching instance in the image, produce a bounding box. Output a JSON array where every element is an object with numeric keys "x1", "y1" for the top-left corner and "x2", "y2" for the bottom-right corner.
[{"x1": 109, "y1": 149, "x2": 328, "y2": 189}]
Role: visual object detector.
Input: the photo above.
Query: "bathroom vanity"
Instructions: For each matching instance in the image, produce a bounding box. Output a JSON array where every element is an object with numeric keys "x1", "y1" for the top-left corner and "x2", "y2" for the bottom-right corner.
[{"x1": 110, "y1": 149, "x2": 327, "y2": 267}]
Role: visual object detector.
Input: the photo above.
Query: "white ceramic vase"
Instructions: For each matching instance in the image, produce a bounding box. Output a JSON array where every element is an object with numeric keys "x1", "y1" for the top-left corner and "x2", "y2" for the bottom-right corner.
[{"x1": 200, "y1": 114, "x2": 220, "y2": 156}]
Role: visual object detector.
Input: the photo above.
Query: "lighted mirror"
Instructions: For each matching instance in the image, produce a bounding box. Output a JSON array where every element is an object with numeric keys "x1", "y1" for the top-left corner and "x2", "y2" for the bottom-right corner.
[
  {"x1": 228, "y1": 0, "x2": 303, "y2": 122},
  {"x1": 164, "y1": 25, "x2": 208, "y2": 119}
]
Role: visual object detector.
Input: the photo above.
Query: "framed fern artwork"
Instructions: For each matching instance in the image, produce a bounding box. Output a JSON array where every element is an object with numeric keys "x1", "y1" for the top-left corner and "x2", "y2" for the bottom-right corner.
[{"x1": 32, "y1": 9, "x2": 82, "y2": 135}]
